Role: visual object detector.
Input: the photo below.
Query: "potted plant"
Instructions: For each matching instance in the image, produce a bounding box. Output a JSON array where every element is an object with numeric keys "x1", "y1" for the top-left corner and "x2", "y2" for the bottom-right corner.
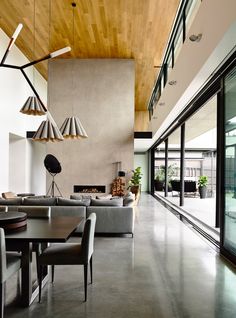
[
  {"x1": 198, "y1": 175, "x2": 208, "y2": 199},
  {"x1": 154, "y1": 166, "x2": 165, "y2": 191},
  {"x1": 128, "y1": 167, "x2": 142, "y2": 198},
  {"x1": 154, "y1": 164, "x2": 177, "y2": 192}
]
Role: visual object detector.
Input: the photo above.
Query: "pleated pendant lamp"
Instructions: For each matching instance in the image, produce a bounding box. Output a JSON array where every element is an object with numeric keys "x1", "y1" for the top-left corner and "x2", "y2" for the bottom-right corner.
[
  {"x1": 20, "y1": 96, "x2": 46, "y2": 115},
  {"x1": 59, "y1": 3, "x2": 88, "y2": 140},
  {"x1": 32, "y1": 112, "x2": 64, "y2": 142},
  {"x1": 20, "y1": 1, "x2": 47, "y2": 116},
  {"x1": 60, "y1": 116, "x2": 88, "y2": 139}
]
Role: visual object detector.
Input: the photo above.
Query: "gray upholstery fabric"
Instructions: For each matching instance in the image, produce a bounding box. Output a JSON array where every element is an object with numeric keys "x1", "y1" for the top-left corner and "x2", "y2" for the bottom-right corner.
[
  {"x1": 82, "y1": 195, "x2": 92, "y2": 200},
  {"x1": 5, "y1": 254, "x2": 22, "y2": 281},
  {"x1": 38, "y1": 213, "x2": 96, "y2": 265},
  {"x1": 0, "y1": 198, "x2": 22, "y2": 205},
  {"x1": 70, "y1": 194, "x2": 82, "y2": 200},
  {"x1": 0, "y1": 207, "x2": 7, "y2": 212},
  {"x1": 87, "y1": 206, "x2": 134, "y2": 234},
  {"x1": 0, "y1": 228, "x2": 21, "y2": 283},
  {"x1": 17, "y1": 206, "x2": 51, "y2": 218},
  {"x1": 57, "y1": 198, "x2": 89, "y2": 206},
  {"x1": 17, "y1": 193, "x2": 35, "y2": 197},
  {"x1": 23, "y1": 197, "x2": 57, "y2": 206},
  {"x1": 123, "y1": 192, "x2": 135, "y2": 206},
  {"x1": 51, "y1": 206, "x2": 86, "y2": 233},
  {"x1": 90, "y1": 198, "x2": 123, "y2": 207}
]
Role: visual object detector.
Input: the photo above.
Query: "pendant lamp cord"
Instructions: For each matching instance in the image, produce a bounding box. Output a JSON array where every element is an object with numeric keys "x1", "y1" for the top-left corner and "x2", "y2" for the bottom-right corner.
[
  {"x1": 33, "y1": 0, "x2": 36, "y2": 87},
  {"x1": 47, "y1": 0, "x2": 51, "y2": 120},
  {"x1": 72, "y1": 2, "x2": 76, "y2": 116}
]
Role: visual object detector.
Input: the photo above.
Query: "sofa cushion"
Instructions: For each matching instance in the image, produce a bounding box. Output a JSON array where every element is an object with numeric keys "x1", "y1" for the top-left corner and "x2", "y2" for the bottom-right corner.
[
  {"x1": 90, "y1": 198, "x2": 123, "y2": 207},
  {"x1": 0, "y1": 197, "x2": 22, "y2": 205},
  {"x1": 57, "y1": 197, "x2": 90, "y2": 206},
  {"x1": 70, "y1": 194, "x2": 82, "y2": 200},
  {"x1": 23, "y1": 197, "x2": 57, "y2": 206}
]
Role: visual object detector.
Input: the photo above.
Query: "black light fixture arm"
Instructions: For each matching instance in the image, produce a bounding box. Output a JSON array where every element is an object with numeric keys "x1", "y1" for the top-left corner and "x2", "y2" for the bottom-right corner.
[
  {"x1": 20, "y1": 69, "x2": 47, "y2": 112},
  {"x1": 21, "y1": 54, "x2": 51, "y2": 69},
  {"x1": 0, "y1": 23, "x2": 71, "y2": 114},
  {"x1": 0, "y1": 64, "x2": 21, "y2": 69}
]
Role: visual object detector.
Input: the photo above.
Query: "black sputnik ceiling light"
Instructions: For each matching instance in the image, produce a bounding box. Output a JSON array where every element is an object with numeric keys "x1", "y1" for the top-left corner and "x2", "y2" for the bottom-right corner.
[{"x1": 0, "y1": 21, "x2": 70, "y2": 142}]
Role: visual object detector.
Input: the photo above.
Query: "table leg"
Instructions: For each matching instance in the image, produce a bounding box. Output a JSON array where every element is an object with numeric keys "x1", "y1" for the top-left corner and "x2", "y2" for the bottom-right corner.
[{"x1": 20, "y1": 242, "x2": 32, "y2": 307}]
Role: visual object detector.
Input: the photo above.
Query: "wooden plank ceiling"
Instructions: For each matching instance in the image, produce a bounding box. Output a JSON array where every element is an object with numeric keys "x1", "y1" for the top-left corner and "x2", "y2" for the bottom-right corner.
[{"x1": 0, "y1": 0, "x2": 180, "y2": 120}]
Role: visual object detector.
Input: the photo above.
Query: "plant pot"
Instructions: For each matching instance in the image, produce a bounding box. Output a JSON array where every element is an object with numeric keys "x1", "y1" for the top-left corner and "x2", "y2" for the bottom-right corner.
[
  {"x1": 199, "y1": 186, "x2": 207, "y2": 199},
  {"x1": 154, "y1": 180, "x2": 164, "y2": 191},
  {"x1": 130, "y1": 185, "x2": 140, "y2": 198}
]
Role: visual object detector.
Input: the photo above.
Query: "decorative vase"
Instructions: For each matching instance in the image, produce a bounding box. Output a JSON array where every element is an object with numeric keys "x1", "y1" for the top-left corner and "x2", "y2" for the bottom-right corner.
[{"x1": 199, "y1": 186, "x2": 207, "y2": 199}]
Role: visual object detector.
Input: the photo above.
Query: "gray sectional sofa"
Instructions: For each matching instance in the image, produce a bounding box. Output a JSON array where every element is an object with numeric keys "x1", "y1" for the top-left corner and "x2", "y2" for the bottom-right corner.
[{"x1": 0, "y1": 195, "x2": 135, "y2": 237}]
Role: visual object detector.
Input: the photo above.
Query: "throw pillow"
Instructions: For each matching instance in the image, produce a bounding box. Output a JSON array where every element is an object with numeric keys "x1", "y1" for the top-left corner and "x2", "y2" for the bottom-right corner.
[
  {"x1": 123, "y1": 192, "x2": 135, "y2": 206},
  {"x1": 90, "y1": 198, "x2": 123, "y2": 207},
  {"x1": 2, "y1": 192, "x2": 17, "y2": 199},
  {"x1": 82, "y1": 195, "x2": 92, "y2": 200},
  {"x1": 96, "y1": 194, "x2": 112, "y2": 200},
  {"x1": 70, "y1": 194, "x2": 82, "y2": 200}
]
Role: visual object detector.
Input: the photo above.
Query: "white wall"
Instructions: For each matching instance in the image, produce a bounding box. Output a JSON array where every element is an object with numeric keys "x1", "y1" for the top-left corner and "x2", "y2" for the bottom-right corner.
[
  {"x1": 134, "y1": 153, "x2": 148, "y2": 192},
  {"x1": 0, "y1": 28, "x2": 47, "y2": 195}
]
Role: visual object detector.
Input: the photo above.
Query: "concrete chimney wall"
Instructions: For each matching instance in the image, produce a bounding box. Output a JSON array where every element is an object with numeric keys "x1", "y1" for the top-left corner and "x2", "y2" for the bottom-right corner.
[{"x1": 46, "y1": 59, "x2": 134, "y2": 198}]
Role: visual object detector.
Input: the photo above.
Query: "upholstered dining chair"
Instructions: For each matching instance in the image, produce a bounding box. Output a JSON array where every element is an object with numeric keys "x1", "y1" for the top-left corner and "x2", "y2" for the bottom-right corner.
[
  {"x1": 16, "y1": 207, "x2": 51, "y2": 280},
  {"x1": 38, "y1": 213, "x2": 96, "y2": 302},
  {"x1": 17, "y1": 206, "x2": 51, "y2": 218},
  {"x1": 0, "y1": 228, "x2": 21, "y2": 318}
]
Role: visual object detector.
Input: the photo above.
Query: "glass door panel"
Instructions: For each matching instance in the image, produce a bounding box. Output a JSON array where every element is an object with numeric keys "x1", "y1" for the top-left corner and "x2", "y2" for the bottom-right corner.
[{"x1": 224, "y1": 65, "x2": 236, "y2": 255}]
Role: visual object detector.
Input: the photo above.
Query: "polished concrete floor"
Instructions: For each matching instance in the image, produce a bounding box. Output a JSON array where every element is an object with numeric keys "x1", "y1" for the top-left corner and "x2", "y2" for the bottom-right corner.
[{"x1": 5, "y1": 193, "x2": 236, "y2": 318}]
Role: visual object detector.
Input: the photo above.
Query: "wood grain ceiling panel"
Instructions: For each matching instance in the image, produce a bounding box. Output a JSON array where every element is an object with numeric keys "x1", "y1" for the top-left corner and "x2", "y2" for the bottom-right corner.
[{"x1": 0, "y1": 0, "x2": 180, "y2": 111}]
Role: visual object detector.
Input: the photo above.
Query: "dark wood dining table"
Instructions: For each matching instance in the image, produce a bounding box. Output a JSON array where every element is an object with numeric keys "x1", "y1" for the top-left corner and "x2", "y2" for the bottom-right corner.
[{"x1": 5, "y1": 216, "x2": 83, "y2": 307}]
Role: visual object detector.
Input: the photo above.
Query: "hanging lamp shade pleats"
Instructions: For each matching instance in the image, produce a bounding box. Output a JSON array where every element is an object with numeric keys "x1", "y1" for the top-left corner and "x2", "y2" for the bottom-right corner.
[
  {"x1": 60, "y1": 116, "x2": 88, "y2": 139},
  {"x1": 20, "y1": 96, "x2": 47, "y2": 115},
  {"x1": 32, "y1": 119, "x2": 64, "y2": 142}
]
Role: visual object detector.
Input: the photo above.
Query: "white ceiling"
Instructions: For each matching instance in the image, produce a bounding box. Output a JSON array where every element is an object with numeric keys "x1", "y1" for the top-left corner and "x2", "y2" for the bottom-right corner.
[{"x1": 134, "y1": 0, "x2": 236, "y2": 152}]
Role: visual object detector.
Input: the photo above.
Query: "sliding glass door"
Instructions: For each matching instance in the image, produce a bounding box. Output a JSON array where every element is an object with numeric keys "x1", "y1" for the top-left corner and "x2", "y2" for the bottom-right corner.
[{"x1": 223, "y1": 65, "x2": 236, "y2": 255}]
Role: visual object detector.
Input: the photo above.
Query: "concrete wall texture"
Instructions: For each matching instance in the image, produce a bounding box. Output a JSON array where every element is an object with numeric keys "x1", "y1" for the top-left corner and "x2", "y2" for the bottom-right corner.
[{"x1": 47, "y1": 59, "x2": 135, "y2": 197}]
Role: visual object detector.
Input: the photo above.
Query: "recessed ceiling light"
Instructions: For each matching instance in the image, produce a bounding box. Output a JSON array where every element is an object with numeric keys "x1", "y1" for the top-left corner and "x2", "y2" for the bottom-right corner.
[
  {"x1": 159, "y1": 102, "x2": 165, "y2": 106},
  {"x1": 189, "y1": 33, "x2": 202, "y2": 42},
  {"x1": 168, "y1": 80, "x2": 177, "y2": 86}
]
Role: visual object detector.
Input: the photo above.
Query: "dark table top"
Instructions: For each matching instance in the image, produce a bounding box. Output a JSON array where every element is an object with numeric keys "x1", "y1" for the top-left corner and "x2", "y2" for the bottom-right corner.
[{"x1": 5, "y1": 216, "x2": 83, "y2": 242}]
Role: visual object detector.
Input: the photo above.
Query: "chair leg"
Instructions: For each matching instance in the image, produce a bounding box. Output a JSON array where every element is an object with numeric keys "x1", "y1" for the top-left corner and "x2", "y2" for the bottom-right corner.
[
  {"x1": 36, "y1": 248, "x2": 40, "y2": 284},
  {"x1": 90, "y1": 257, "x2": 93, "y2": 284},
  {"x1": 38, "y1": 265, "x2": 43, "y2": 303},
  {"x1": 51, "y1": 265, "x2": 55, "y2": 283},
  {"x1": 0, "y1": 283, "x2": 4, "y2": 318},
  {"x1": 84, "y1": 264, "x2": 88, "y2": 302}
]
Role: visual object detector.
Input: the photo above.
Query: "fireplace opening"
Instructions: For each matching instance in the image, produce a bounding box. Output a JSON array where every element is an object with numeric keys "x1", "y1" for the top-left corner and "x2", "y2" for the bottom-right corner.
[{"x1": 74, "y1": 185, "x2": 106, "y2": 193}]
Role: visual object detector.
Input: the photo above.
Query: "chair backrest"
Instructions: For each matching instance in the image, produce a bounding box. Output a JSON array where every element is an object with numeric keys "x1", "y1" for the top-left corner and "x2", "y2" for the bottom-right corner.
[
  {"x1": 17, "y1": 206, "x2": 51, "y2": 218},
  {"x1": 0, "y1": 228, "x2": 6, "y2": 284},
  {"x1": 81, "y1": 213, "x2": 96, "y2": 262}
]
